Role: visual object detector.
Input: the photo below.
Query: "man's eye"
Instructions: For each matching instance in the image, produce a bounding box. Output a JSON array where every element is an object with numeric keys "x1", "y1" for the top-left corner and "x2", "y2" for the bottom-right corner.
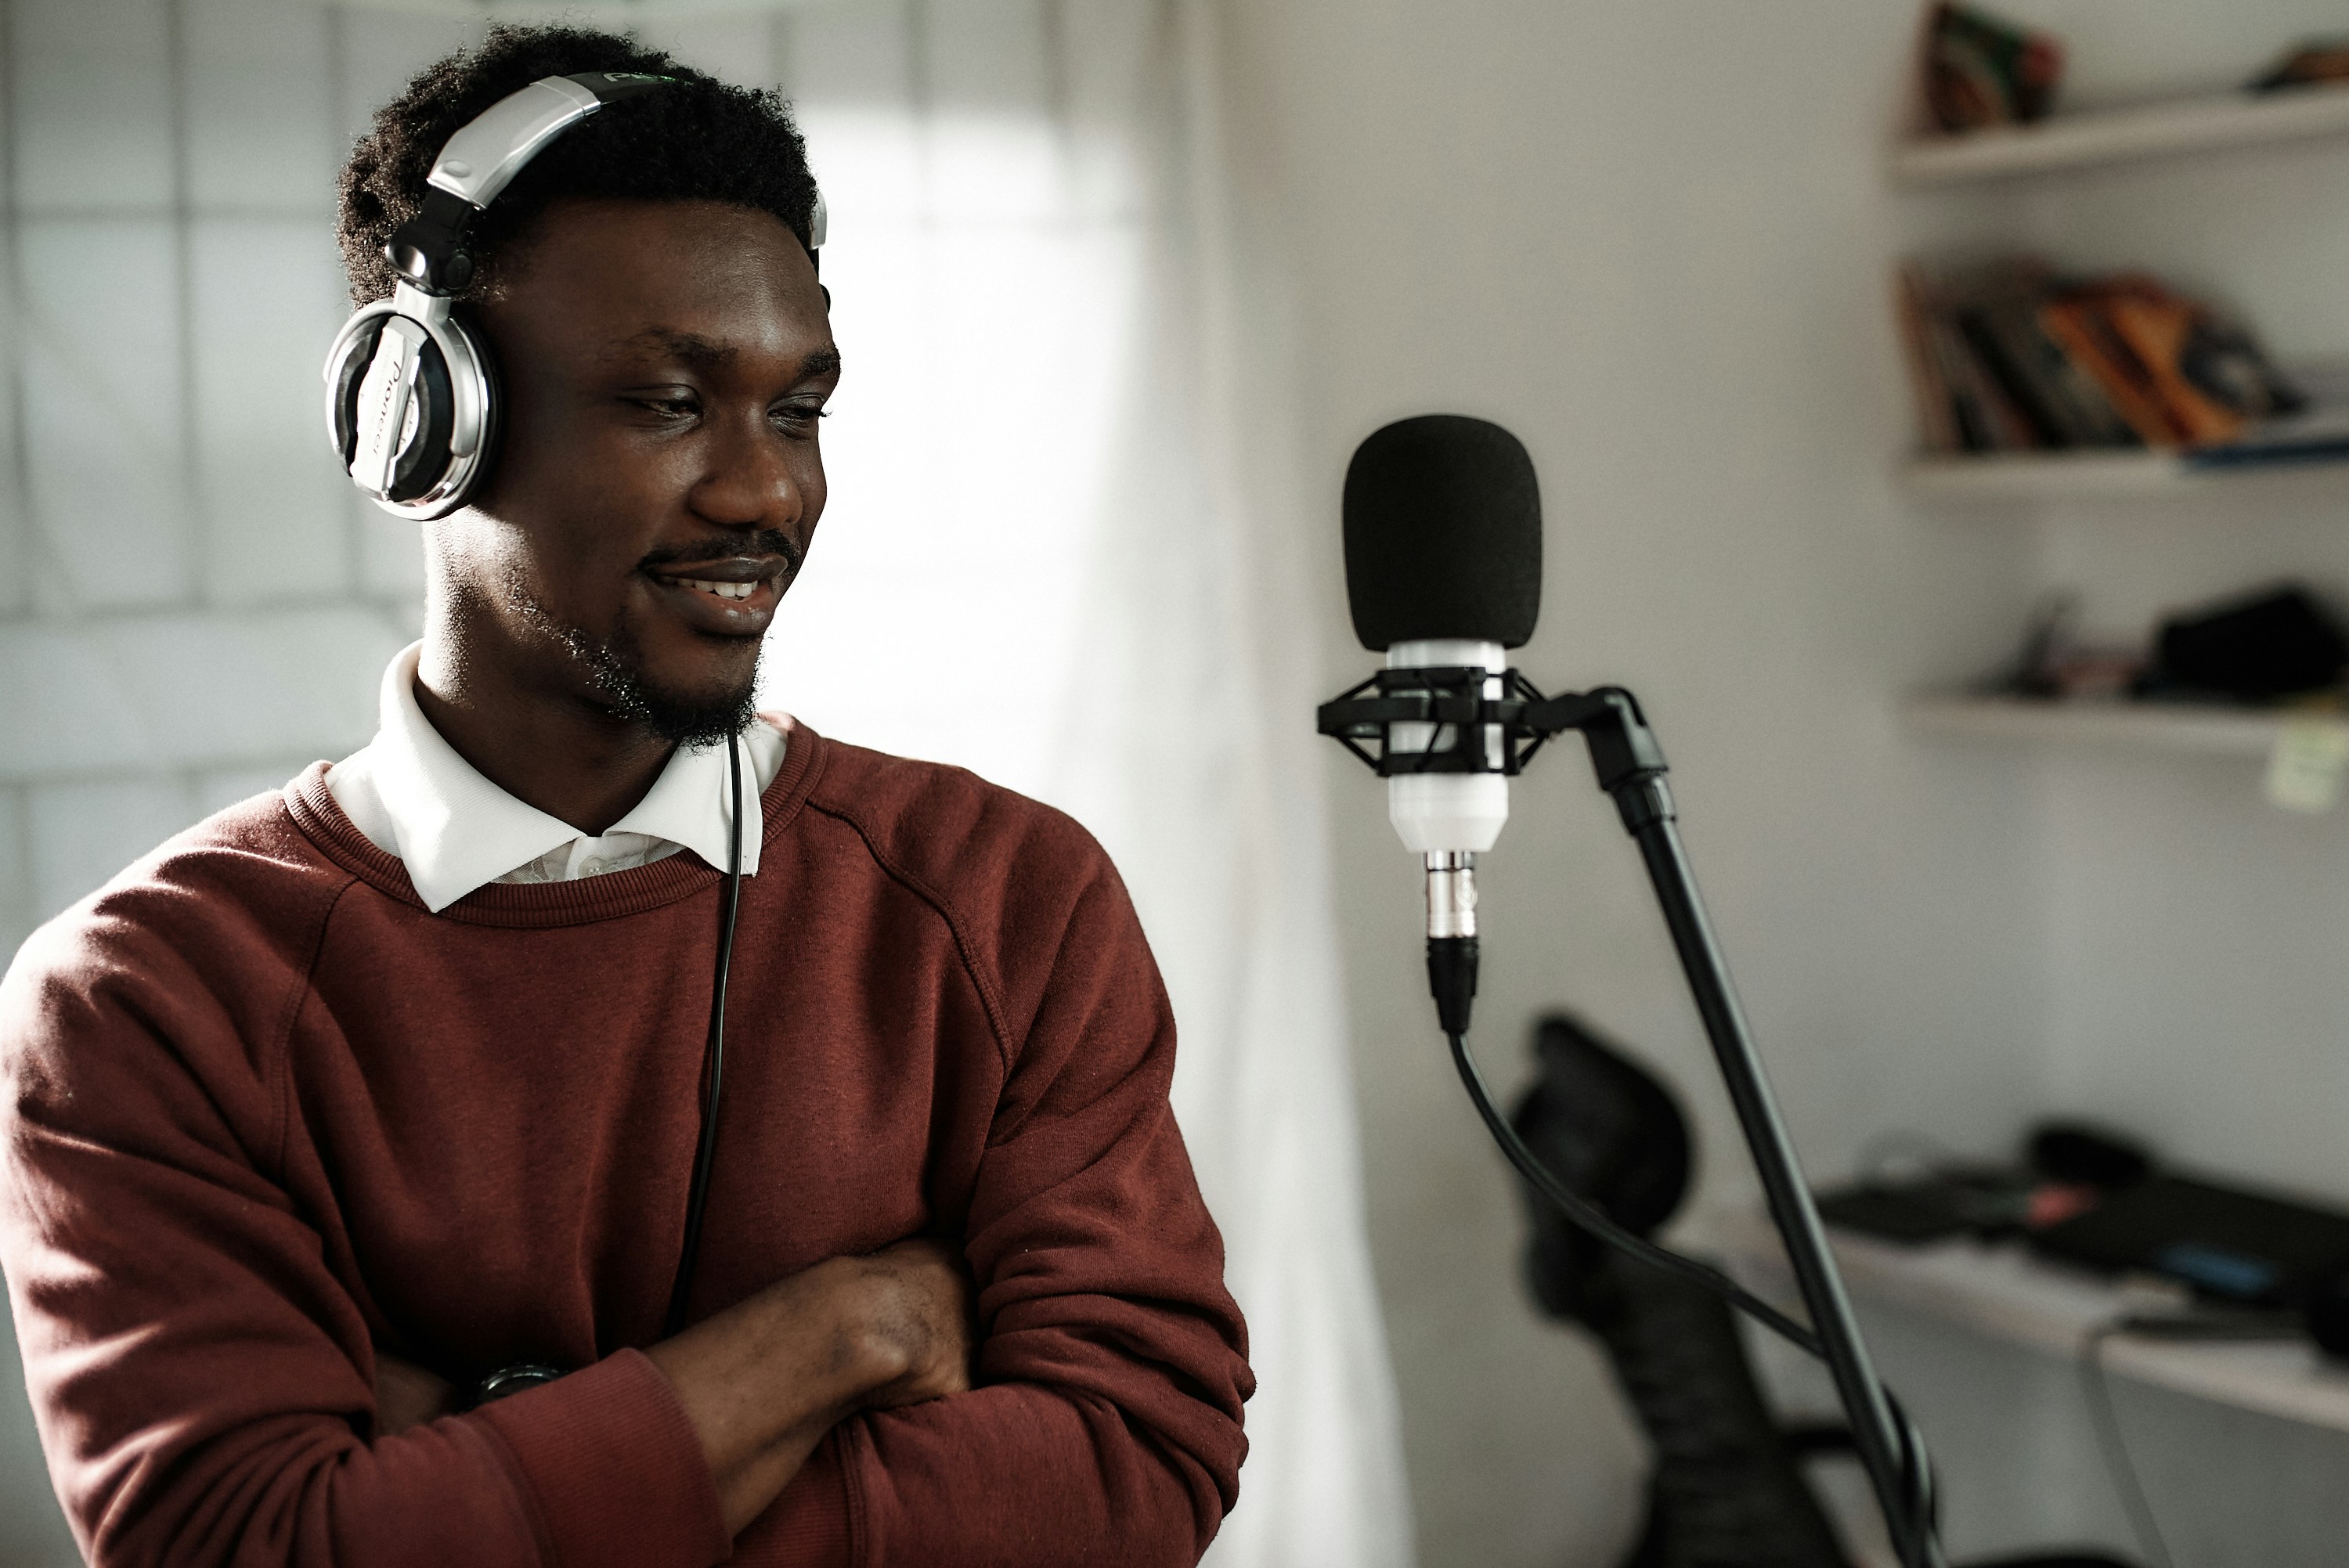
[
  {"x1": 630, "y1": 395, "x2": 698, "y2": 420},
  {"x1": 773, "y1": 403, "x2": 829, "y2": 434}
]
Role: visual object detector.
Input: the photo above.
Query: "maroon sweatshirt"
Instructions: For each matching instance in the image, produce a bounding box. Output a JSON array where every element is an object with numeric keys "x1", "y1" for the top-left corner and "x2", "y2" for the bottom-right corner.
[{"x1": 0, "y1": 725, "x2": 1250, "y2": 1568}]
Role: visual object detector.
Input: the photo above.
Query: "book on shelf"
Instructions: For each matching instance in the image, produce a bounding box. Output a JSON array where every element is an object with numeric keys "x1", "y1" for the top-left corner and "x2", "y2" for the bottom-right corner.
[
  {"x1": 1892, "y1": 265, "x2": 1959, "y2": 452},
  {"x1": 1897, "y1": 257, "x2": 2317, "y2": 465},
  {"x1": 2250, "y1": 39, "x2": 2349, "y2": 94},
  {"x1": 2185, "y1": 361, "x2": 2349, "y2": 470},
  {"x1": 1918, "y1": 2, "x2": 2065, "y2": 134}
]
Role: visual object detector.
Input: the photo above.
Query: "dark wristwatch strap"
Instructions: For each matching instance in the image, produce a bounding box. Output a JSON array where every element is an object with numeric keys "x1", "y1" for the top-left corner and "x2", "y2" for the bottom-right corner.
[{"x1": 462, "y1": 1362, "x2": 568, "y2": 1411}]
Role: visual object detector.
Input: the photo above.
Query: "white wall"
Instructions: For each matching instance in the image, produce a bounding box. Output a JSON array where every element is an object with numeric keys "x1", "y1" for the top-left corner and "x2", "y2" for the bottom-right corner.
[
  {"x1": 0, "y1": 0, "x2": 437, "y2": 962},
  {"x1": 1218, "y1": 0, "x2": 2349, "y2": 1564}
]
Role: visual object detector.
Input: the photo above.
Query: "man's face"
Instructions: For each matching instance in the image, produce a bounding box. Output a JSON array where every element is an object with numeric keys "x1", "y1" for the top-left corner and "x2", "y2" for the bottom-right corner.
[{"x1": 442, "y1": 196, "x2": 839, "y2": 744}]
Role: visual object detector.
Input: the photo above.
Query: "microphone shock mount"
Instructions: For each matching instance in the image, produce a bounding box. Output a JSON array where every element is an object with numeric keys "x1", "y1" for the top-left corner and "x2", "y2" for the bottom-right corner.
[
  {"x1": 1319, "y1": 665, "x2": 1670, "y2": 818},
  {"x1": 1319, "y1": 669, "x2": 1673, "y2": 1037}
]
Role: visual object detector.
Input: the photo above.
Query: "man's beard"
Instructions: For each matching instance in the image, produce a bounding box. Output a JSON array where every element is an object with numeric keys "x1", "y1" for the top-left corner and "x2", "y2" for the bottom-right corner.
[{"x1": 516, "y1": 587, "x2": 759, "y2": 748}]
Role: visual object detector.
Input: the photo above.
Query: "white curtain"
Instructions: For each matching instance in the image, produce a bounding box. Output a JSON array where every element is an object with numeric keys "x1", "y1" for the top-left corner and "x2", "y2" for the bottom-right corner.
[{"x1": 655, "y1": 2, "x2": 1416, "y2": 1561}]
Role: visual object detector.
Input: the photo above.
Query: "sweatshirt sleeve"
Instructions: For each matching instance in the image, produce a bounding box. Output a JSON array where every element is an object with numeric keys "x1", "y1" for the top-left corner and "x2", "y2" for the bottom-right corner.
[
  {"x1": 806, "y1": 838, "x2": 1253, "y2": 1568},
  {"x1": 0, "y1": 903, "x2": 731, "y2": 1568}
]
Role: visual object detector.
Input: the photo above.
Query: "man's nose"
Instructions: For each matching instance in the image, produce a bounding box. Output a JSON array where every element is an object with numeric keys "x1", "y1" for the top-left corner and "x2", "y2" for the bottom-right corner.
[{"x1": 689, "y1": 409, "x2": 800, "y2": 528}]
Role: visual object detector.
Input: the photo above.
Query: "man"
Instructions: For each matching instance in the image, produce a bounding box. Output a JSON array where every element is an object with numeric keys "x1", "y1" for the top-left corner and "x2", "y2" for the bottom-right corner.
[{"x1": 0, "y1": 26, "x2": 1249, "y2": 1568}]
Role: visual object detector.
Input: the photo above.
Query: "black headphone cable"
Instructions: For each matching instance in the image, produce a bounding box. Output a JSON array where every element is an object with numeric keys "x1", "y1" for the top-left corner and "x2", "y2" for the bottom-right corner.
[{"x1": 664, "y1": 729, "x2": 745, "y2": 1337}]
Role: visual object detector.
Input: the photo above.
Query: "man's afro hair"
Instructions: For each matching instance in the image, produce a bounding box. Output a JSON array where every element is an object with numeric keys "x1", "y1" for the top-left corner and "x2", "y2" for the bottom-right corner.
[{"x1": 337, "y1": 25, "x2": 817, "y2": 306}]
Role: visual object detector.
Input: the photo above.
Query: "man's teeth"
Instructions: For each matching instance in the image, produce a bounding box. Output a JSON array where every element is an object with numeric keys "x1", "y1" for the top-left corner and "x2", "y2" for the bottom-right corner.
[{"x1": 677, "y1": 579, "x2": 756, "y2": 600}]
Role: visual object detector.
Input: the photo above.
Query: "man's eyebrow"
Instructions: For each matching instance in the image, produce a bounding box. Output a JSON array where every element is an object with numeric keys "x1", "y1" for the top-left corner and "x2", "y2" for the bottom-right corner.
[
  {"x1": 607, "y1": 328, "x2": 736, "y2": 370},
  {"x1": 602, "y1": 333, "x2": 841, "y2": 383}
]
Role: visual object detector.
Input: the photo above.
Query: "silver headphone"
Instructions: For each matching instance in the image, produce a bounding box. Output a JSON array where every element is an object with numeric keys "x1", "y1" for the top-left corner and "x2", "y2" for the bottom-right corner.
[{"x1": 322, "y1": 70, "x2": 828, "y2": 521}]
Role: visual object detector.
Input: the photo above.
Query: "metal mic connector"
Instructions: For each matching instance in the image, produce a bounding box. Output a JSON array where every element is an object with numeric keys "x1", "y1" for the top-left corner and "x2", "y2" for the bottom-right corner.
[
  {"x1": 1424, "y1": 858, "x2": 1480, "y2": 1036},
  {"x1": 1425, "y1": 851, "x2": 1478, "y2": 939}
]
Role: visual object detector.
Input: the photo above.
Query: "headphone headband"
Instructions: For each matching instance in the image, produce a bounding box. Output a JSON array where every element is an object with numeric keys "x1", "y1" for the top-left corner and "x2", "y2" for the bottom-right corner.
[
  {"x1": 385, "y1": 72, "x2": 674, "y2": 296},
  {"x1": 433, "y1": 73, "x2": 669, "y2": 207}
]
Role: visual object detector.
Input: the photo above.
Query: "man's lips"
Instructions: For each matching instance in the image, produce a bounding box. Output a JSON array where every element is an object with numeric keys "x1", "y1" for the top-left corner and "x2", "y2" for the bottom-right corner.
[{"x1": 643, "y1": 556, "x2": 792, "y2": 632}]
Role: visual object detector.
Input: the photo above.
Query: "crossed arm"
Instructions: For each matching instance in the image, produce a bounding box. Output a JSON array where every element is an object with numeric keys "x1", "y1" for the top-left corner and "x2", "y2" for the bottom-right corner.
[{"x1": 374, "y1": 1238, "x2": 976, "y2": 1534}]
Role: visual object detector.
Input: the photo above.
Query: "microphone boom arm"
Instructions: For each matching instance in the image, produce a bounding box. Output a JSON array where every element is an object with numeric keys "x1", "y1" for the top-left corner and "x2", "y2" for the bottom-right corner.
[{"x1": 1321, "y1": 672, "x2": 1946, "y2": 1568}]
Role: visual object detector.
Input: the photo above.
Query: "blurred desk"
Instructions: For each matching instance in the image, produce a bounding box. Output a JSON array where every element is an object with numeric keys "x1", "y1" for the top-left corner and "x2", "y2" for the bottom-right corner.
[{"x1": 1713, "y1": 1208, "x2": 2349, "y2": 1433}]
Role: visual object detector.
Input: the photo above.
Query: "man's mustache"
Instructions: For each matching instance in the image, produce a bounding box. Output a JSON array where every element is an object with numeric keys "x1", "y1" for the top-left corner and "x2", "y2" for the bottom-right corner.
[{"x1": 638, "y1": 530, "x2": 802, "y2": 573}]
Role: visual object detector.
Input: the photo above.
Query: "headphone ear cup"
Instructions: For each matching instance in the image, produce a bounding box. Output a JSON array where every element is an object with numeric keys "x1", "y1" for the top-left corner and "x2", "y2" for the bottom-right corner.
[
  {"x1": 326, "y1": 308, "x2": 455, "y2": 503},
  {"x1": 323, "y1": 302, "x2": 501, "y2": 517},
  {"x1": 387, "y1": 335, "x2": 457, "y2": 505},
  {"x1": 327, "y1": 318, "x2": 377, "y2": 472},
  {"x1": 443, "y1": 311, "x2": 504, "y2": 512}
]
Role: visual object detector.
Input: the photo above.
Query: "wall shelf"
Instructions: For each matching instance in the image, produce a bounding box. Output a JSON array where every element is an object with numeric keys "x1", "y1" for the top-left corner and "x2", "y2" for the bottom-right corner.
[
  {"x1": 1904, "y1": 452, "x2": 2194, "y2": 499},
  {"x1": 1903, "y1": 695, "x2": 2292, "y2": 757},
  {"x1": 1900, "y1": 451, "x2": 2349, "y2": 502},
  {"x1": 1891, "y1": 84, "x2": 2349, "y2": 186},
  {"x1": 1719, "y1": 1209, "x2": 2349, "y2": 1435}
]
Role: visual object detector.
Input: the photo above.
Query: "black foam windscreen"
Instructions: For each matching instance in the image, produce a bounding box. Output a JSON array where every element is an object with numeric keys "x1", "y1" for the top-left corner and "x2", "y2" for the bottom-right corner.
[{"x1": 1342, "y1": 414, "x2": 1541, "y2": 651}]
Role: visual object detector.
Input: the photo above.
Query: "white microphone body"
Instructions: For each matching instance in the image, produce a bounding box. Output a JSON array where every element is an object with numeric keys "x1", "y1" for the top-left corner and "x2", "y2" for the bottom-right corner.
[{"x1": 1384, "y1": 638, "x2": 1508, "y2": 939}]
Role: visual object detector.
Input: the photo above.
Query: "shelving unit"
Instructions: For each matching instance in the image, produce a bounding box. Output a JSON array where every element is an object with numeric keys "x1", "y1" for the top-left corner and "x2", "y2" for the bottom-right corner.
[
  {"x1": 1901, "y1": 450, "x2": 2349, "y2": 503},
  {"x1": 1903, "y1": 695, "x2": 2297, "y2": 757},
  {"x1": 1718, "y1": 1209, "x2": 2349, "y2": 1435},
  {"x1": 1857, "y1": 43, "x2": 2349, "y2": 1567},
  {"x1": 1891, "y1": 83, "x2": 2349, "y2": 186},
  {"x1": 1894, "y1": 78, "x2": 2349, "y2": 745}
]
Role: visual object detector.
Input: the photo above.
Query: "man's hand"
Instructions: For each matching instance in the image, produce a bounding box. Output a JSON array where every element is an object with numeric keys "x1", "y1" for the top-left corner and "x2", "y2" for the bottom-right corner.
[
  {"x1": 373, "y1": 1350, "x2": 458, "y2": 1436},
  {"x1": 852, "y1": 1237, "x2": 979, "y2": 1409},
  {"x1": 647, "y1": 1238, "x2": 976, "y2": 1534}
]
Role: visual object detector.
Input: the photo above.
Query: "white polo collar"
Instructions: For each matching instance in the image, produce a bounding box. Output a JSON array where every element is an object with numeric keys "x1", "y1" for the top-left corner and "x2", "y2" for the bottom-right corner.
[{"x1": 330, "y1": 643, "x2": 774, "y2": 913}]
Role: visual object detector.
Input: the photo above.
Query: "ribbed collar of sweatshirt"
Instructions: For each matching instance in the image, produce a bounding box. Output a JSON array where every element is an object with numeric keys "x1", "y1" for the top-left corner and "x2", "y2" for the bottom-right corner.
[{"x1": 325, "y1": 642, "x2": 787, "y2": 914}]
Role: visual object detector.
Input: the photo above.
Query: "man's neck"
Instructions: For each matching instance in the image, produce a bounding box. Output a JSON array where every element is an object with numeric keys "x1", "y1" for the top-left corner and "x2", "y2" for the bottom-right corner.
[{"x1": 413, "y1": 635, "x2": 675, "y2": 838}]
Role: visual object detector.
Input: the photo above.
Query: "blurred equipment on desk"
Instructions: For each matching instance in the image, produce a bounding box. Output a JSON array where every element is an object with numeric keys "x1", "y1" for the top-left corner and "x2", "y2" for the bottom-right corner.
[
  {"x1": 2299, "y1": 1271, "x2": 2349, "y2": 1358},
  {"x1": 1816, "y1": 1120, "x2": 2150, "y2": 1243},
  {"x1": 1512, "y1": 1012, "x2": 2136, "y2": 1568},
  {"x1": 1816, "y1": 1119, "x2": 2349, "y2": 1349}
]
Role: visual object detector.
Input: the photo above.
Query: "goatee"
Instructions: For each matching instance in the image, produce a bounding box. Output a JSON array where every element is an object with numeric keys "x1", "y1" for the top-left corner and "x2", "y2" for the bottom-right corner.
[{"x1": 511, "y1": 583, "x2": 758, "y2": 748}]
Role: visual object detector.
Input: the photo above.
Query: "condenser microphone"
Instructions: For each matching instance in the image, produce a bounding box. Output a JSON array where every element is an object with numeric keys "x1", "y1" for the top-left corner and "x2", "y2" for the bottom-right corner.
[
  {"x1": 1321, "y1": 417, "x2": 1948, "y2": 1568},
  {"x1": 1340, "y1": 414, "x2": 1541, "y2": 971}
]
